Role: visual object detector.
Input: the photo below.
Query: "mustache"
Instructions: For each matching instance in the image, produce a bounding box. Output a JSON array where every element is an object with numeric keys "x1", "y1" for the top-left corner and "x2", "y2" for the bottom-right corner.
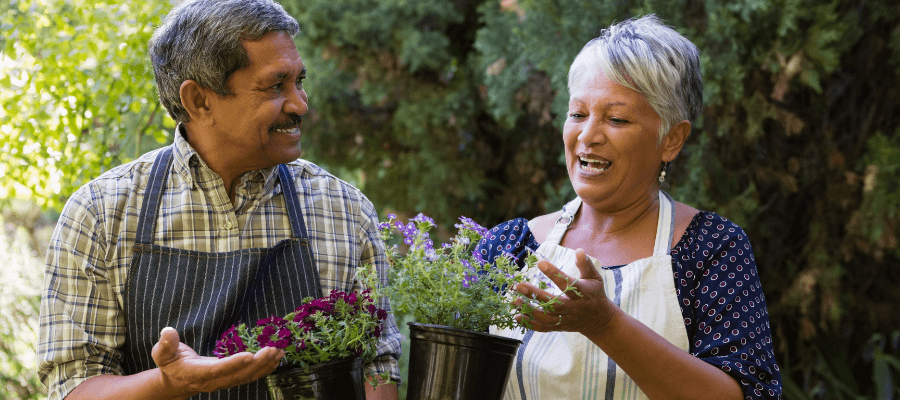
[{"x1": 270, "y1": 115, "x2": 303, "y2": 130}]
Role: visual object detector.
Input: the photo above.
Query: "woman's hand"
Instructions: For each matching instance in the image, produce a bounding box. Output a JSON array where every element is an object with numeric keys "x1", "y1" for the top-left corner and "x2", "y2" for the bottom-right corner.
[{"x1": 514, "y1": 249, "x2": 620, "y2": 336}]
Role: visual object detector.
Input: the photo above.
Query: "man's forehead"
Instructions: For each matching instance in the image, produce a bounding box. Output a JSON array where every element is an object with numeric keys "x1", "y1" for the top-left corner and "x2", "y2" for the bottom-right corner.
[{"x1": 241, "y1": 32, "x2": 304, "y2": 75}]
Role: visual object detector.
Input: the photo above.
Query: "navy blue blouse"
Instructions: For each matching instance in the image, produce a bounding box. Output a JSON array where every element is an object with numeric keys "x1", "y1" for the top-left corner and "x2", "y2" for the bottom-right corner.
[{"x1": 476, "y1": 211, "x2": 782, "y2": 400}]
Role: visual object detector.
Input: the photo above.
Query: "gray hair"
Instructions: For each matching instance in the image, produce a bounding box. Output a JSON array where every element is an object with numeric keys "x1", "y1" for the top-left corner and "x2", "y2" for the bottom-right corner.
[
  {"x1": 149, "y1": 0, "x2": 300, "y2": 123},
  {"x1": 567, "y1": 15, "x2": 703, "y2": 142}
]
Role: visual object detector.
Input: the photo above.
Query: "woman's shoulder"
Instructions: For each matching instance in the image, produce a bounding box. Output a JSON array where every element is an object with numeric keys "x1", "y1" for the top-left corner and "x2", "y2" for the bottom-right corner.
[
  {"x1": 528, "y1": 211, "x2": 563, "y2": 244},
  {"x1": 674, "y1": 209, "x2": 754, "y2": 259},
  {"x1": 681, "y1": 210, "x2": 750, "y2": 238}
]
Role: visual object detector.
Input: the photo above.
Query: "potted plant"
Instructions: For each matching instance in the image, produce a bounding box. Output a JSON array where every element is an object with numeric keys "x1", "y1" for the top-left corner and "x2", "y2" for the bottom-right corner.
[
  {"x1": 374, "y1": 213, "x2": 572, "y2": 400},
  {"x1": 213, "y1": 288, "x2": 390, "y2": 400}
]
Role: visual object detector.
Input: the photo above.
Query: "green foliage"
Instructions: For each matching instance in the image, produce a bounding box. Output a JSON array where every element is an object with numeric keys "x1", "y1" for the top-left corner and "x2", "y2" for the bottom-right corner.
[
  {"x1": 213, "y1": 290, "x2": 387, "y2": 374},
  {"x1": 0, "y1": 208, "x2": 47, "y2": 400},
  {"x1": 3, "y1": 0, "x2": 899, "y2": 397},
  {"x1": 0, "y1": 0, "x2": 172, "y2": 210},
  {"x1": 378, "y1": 214, "x2": 572, "y2": 333}
]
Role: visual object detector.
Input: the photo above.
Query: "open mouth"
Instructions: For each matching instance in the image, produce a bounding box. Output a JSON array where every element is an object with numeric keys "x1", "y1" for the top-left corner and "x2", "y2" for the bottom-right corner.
[
  {"x1": 271, "y1": 125, "x2": 300, "y2": 134},
  {"x1": 579, "y1": 156, "x2": 611, "y2": 173},
  {"x1": 270, "y1": 116, "x2": 303, "y2": 134}
]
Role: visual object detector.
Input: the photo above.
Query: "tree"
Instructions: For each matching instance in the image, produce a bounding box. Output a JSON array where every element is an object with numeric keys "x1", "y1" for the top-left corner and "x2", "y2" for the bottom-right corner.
[
  {"x1": 0, "y1": 0, "x2": 172, "y2": 211},
  {"x1": 284, "y1": 0, "x2": 900, "y2": 396},
  {"x1": 3, "y1": 0, "x2": 899, "y2": 397}
]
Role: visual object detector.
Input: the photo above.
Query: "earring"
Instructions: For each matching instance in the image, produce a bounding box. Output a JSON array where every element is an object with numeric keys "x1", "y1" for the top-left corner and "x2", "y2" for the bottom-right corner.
[{"x1": 658, "y1": 162, "x2": 668, "y2": 183}]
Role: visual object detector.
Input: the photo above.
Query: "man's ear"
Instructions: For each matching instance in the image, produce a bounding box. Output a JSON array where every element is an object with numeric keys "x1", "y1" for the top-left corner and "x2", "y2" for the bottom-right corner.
[
  {"x1": 179, "y1": 80, "x2": 214, "y2": 126},
  {"x1": 661, "y1": 120, "x2": 691, "y2": 162}
]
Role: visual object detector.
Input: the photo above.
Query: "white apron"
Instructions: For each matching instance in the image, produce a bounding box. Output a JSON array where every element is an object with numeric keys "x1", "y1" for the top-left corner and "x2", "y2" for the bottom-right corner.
[{"x1": 491, "y1": 191, "x2": 690, "y2": 400}]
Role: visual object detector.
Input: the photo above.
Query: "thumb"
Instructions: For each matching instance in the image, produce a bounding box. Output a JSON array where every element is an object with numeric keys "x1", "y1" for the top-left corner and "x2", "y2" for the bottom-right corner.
[
  {"x1": 152, "y1": 327, "x2": 181, "y2": 367},
  {"x1": 574, "y1": 249, "x2": 602, "y2": 280}
]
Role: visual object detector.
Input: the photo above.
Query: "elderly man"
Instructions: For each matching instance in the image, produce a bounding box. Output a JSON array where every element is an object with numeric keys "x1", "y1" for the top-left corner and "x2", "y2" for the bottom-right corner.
[{"x1": 36, "y1": 0, "x2": 401, "y2": 399}]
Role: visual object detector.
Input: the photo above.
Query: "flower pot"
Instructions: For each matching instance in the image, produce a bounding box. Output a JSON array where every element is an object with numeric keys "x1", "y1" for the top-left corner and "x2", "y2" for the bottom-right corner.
[
  {"x1": 406, "y1": 322, "x2": 522, "y2": 400},
  {"x1": 266, "y1": 356, "x2": 365, "y2": 400}
]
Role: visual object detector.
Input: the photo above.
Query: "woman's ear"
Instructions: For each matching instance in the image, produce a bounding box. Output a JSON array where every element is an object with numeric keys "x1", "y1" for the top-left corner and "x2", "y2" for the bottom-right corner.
[
  {"x1": 179, "y1": 80, "x2": 214, "y2": 126},
  {"x1": 661, "y1": 120, "x2": 691, "y2": 162}
]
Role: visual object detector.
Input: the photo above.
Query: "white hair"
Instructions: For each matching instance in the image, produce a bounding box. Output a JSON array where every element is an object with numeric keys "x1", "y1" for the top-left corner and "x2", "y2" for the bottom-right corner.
[{"x1": 567, "y1": 15, "x2": 703, "y2": 142}]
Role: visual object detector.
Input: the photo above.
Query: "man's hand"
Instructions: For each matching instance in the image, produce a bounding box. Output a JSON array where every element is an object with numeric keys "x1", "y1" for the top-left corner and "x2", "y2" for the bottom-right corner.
[{"x1": 151, "y1": 327, "x2": 284, "y2": 397}]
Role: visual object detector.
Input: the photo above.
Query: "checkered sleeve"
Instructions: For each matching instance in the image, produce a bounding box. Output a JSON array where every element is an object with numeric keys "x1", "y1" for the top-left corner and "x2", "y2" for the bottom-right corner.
[
  {"x1": 356, "y1": 196, "x2": 402, "y2": 383},
  {"x1": 37, "y1": 184, "x2": 127, "y2": 400}
]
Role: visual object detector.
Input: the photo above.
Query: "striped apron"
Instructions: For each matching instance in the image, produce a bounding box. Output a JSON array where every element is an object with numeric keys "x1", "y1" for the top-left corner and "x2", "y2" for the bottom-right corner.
[
  {"x1": 491, "y1": 191, "x2": 689, "y2": 400},
  {"x1": 122, "y1": 147, "x2": 323, "y2": 399}
]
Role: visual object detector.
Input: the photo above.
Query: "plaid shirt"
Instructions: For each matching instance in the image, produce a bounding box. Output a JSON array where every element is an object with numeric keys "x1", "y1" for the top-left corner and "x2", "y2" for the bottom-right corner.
[{"x1": 37, "y1": 127, "x2": 401, "y2": 400}]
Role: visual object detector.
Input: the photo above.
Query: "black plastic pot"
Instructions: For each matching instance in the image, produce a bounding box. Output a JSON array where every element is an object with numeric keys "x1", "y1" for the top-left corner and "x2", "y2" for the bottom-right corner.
[
  {"x1": 406, "y1": 322, "x2": 522, "y2": 400},
  {"x1": 266, "y1": 356, "x2": 364, "y2": 400}
]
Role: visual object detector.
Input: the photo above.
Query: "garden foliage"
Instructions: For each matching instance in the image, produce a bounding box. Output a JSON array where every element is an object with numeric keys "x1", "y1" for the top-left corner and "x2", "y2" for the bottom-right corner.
[{"x1": 2, "y1": 0, "x2": 899, "y2": 398}]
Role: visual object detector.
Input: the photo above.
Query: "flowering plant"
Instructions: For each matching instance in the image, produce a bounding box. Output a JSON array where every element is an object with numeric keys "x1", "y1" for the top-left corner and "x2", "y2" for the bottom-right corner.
[
  {"x1": 213, "y1": 289, "x2": 388, "y2": 371},
  {"x1": 375, "y1": 213, "x2": 574, "y2": 333}
]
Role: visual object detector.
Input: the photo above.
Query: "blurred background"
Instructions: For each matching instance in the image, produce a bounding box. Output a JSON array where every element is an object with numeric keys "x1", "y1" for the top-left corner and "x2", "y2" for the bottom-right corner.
[{"x1": 2, "y1": 0, "x2": 898, "y2": 398}]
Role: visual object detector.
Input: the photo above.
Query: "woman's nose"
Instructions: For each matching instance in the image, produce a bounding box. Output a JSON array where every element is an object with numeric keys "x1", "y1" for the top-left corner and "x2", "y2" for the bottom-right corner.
[{"x1": 577, "y1": 118, "x2": 607, "y2": 145}]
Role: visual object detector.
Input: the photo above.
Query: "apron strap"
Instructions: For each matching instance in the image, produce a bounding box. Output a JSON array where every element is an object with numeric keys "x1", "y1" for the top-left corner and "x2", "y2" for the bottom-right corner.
[
  {"x1": 276, "y1": 164, "x2": 310, "y2": 240},
  {"x1": 652, "y1": 191, "x2": 677, "y2": 256},
  {"x1": 545, "y1": 192, "x2": 676, "y2": 255},
  {"x1": 545, "y1": 197, "x2": 581, "y2": 245},
  {"x1": 134, "y1": 147, "x2": 174, "y2": 245}
]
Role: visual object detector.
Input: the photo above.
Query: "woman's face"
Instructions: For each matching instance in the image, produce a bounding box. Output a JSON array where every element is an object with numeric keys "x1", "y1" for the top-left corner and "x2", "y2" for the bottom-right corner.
[{"x1": 563, "y1": 72, "x2": 666, "y2": 210}]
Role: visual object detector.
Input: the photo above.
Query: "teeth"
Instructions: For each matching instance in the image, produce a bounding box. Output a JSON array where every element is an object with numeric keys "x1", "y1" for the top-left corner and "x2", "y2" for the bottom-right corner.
[
  {"x1": 274, "y1": 127, "x2": 299, "y2": 133},
  {"x1": 578, "y1": 156, "x2": 610, "y2": 172}
]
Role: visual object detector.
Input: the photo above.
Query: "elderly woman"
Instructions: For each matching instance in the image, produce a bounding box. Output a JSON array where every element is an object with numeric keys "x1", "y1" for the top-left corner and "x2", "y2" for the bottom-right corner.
[{"x1": 478, "y1": 15, "x2": 782, "y2": 400}]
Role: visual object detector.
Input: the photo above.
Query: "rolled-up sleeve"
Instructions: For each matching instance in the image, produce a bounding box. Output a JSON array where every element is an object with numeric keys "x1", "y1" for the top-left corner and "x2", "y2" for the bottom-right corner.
[
  {"x1": 38, "y1": 186, "x2": 126, "y2": 400},
  {"x1": 356, "y1": 198, "x2": 402, "y2": 383}
]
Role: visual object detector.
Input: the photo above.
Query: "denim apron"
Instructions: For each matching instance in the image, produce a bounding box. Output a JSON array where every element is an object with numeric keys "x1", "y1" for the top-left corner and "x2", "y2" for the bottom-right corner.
[
  {"x1": 122, "y1": 147, "x2": 323, "y2": 399},
  {"x1": 491, "y1": 191, "x2": 690, "y2": 400}
]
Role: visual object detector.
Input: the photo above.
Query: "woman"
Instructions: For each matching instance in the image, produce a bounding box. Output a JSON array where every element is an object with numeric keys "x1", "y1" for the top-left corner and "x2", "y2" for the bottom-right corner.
[{"x1": 478, "y1": 15, "x2": 782, "y2": 400}]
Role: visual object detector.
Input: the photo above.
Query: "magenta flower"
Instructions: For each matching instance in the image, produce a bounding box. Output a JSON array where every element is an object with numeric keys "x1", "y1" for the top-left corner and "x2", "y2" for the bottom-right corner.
[{"x1": 213, "y1": 324, "x2": 248, "y2": 357}]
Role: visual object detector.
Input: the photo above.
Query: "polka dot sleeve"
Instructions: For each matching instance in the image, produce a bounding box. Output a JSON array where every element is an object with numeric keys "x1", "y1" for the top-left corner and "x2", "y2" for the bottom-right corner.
[
  {"x1": 671, "y1": 212, "x2": 782, "y2": 399},
  {"x1": 476, "y1": 218, "x2": 538, "y2": 268}
]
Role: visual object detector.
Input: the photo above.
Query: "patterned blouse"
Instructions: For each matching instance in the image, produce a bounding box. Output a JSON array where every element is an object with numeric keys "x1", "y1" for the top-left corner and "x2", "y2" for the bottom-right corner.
[{"x1": 476, "y1": 212, "x2": 783, "y2": 399}]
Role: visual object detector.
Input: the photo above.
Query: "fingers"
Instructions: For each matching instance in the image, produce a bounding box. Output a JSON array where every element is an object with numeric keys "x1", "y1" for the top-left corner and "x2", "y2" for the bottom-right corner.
[
  {"x1": 573, "y1": 248, "x2": 602, "y2": 281},
  {"x1": 538, "y1": 259, "x2": 577, "y2": 291},
  {"x1": 152, "y1": 327, "x2": 182, "y2": 367}
]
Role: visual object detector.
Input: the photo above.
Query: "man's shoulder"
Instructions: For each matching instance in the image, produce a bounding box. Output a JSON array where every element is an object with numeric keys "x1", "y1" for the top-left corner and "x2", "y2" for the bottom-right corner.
[
  {"x1": 66, "y1": 148, "x2": 165, "y2": 206},
  {"x1": 284, "y1": 159, "x2": 366, "y2": 197}
]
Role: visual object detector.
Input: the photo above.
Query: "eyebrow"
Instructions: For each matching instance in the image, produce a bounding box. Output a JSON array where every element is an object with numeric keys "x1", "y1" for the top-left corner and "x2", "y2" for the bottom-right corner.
[{"x1": 267, "y1": 67, "x2": 307, "y2": 83}]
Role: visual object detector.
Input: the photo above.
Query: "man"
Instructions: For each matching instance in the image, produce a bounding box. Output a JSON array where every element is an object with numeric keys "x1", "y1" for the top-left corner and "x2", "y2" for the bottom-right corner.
[{"x1": 36, "y1": 0, "x2": 401, "y2": 399}]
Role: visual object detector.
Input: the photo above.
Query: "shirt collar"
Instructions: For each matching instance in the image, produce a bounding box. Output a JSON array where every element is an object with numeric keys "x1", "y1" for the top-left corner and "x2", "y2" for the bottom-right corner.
[{"x1": 170, "y1": 124, "x2": 282, "y2": 191}]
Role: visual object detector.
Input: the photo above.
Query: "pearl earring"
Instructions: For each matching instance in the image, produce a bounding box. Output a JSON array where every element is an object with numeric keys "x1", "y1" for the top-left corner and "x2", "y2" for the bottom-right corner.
[{"x1": 659, "y1": 162, "x2": 668, "y2": 183}]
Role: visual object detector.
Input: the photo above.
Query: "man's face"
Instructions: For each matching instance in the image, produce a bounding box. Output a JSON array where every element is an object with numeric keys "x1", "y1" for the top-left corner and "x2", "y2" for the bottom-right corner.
[{"x1": 207, "y1": 31, "x2": 308, "y2": 170}]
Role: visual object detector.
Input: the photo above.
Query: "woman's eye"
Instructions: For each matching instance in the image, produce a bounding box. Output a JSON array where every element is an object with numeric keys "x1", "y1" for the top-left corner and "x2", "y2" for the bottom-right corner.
[
  {"x1": 568, "y1": 112, "x2": 584, "y2": 119},
  {"x1": 610, "y1": 117, "x2": 629, "y2": 124}
]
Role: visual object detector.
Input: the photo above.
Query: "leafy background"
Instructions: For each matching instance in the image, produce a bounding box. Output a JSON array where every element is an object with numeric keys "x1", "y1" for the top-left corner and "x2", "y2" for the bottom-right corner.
[{"x1": 2, "y1": 0, "x2": 899, "y2": 398}]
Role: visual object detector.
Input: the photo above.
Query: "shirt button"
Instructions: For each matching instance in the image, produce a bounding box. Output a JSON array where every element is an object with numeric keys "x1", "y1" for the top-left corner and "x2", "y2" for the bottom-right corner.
[{"x1": 224, "y1": 220, "x2": 233, "y2": 229}]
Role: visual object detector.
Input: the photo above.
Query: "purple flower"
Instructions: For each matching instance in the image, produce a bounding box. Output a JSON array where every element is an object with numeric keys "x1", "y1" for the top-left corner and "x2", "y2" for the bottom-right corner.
[
  {"x1": 455, "y1": 216, "x2": 488, "y2": 237},
  {"x1": 213, "y1": 324, "x2": 248, "y2": 358},
  {"x1": 411, "y1": 213, "x2": 435, "y2": 225},
  {"x1": 472, "y1": 250, "x2": 485, "y2": 264}
]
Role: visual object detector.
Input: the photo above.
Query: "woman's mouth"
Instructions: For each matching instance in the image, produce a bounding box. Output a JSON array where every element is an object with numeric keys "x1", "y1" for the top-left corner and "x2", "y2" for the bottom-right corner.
[{"x1": 578, "y1": 156, "x2": 611, "y2": 173}]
